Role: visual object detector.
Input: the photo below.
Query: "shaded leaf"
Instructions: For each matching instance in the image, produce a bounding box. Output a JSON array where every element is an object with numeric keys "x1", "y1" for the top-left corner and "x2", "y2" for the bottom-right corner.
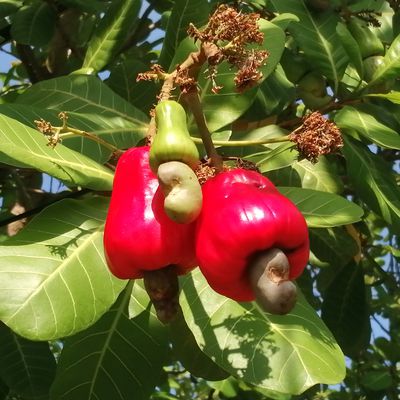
[
  {"x1": 0, "y1": 114, "x2": 114, "y2": 190},
  {"x1": 15, "y1": 75, "x2": 149, "y2": 131},
  {"x1": 0, "y1": 378, "x2": 8, "y2": 400},
  {"x1": 254, "y1": 142, "x2": 298, "y2": 173},
  {"x1": 0, "y1": 197, "x2": 126, "y2": 340},
  {"x1": 321, "y1": 261, "x2": 371, "y2": 357},
  {"x1": 336, "y1": 22, "x2": 363, "y2": 79},
  {"x1": 180, "y1": 270, "x2": 345, "y2": 395},
  {"x1": 342, "y1": 137, "x2": 400, "y2": 234},
  {"x1": 83, "y1": 0, "x2": 141, "y2": 71},
  {"x1": 361, "y1": 370, "x2": 393, "y2": 391},
  {"x1": 0, "y1": 322, "x2": 56, "y2": 399},
  {"x1": 50, "y1": 283, "x2": 169, "y2": 400},
  {"x1": 169, "y1": 309, "x2": 229, "y2": 381},
  {"x1": 159, "y1": 0, "x2": 210, "y2": 69},
  {"x1": 309, "y1": 227, "x2": 359, "y2": 269},
  {"x1": 0, "y1": 0, "x2": 22, "y2": 19},
  {"x1": 278, "y1": 187, "x2": 364, "y2": 227},
  {"x1": 10, "y1": 1, "x2": 55, "y2": 46},
  {"x1": 336, "y1": 106, "x2": 400, "y2": 150},
  {"x1": 271, "y1": 0, "x2": 348, "y2": 92}
]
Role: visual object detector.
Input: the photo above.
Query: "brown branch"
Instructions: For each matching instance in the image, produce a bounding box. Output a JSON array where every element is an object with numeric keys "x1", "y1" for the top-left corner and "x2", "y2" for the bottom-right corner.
[{"x1": 15, "y1": 43, "x2": 50, "y2": 83}]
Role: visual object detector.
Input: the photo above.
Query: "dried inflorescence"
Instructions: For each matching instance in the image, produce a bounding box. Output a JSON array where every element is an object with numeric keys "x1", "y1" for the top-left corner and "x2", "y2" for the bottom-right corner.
[
  {"x1": 34, "y1": 118, "x2": 62, "y2": 148},
  {"x1": 289, "y1": 112, "x2": 343, "y2": 163},
  {"x1": 352, "y1": 9, "x2": 382, "y2": 27},
  {"x1": 136, "y1": 64, "x2": 167, "y2": 82},
  {"x1": 187, "y1": 4, "x2": 269, "y2": 92}
]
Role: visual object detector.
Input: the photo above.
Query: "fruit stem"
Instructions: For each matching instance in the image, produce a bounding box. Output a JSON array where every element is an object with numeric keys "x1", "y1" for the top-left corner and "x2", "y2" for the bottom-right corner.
[
  {"x1": 183, "y1": 90, "x2": 224, "y2": 172},
  {"x1": 190, "y1": 135, "x2": 292, "y2": 147}
]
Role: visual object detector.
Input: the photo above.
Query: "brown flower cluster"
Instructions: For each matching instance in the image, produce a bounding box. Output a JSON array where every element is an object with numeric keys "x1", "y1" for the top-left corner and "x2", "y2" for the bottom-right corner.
[
  {"x1": 289, "y1": 112, "x2": 343, "y2": 163},
  {"x1": 34, "y1": 118, "x2": 62, "y2": 148},
  {"x1": 188, "y1": 4, "x2": 268, "y2": 92}
]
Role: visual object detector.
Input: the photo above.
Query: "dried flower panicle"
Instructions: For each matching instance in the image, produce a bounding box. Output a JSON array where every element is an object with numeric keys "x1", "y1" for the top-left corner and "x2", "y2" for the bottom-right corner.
[
  {"x1": 289, "y1": 112, "x2": 343, "y2": 163},
  {"x1": 34, "y1": 118, "x2": 62, "y2": 148},
  {"x1": 188, "y1": 5, "x2": 269, "y2": 92},
  {"x1": 136, "y1": 64, "x2": 166, "y2": 82},
  {"x1": 353, "y1": 10, "x2": 382, "y2": 27}
]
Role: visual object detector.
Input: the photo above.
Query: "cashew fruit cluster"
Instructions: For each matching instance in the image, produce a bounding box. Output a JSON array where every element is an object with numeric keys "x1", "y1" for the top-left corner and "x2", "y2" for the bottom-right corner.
[{"x1": 103, "y1": 106, "x2": 309, "y2": 316}]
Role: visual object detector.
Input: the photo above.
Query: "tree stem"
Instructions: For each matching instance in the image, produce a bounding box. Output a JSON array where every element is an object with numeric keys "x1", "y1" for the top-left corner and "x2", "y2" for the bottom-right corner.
[{"x1": 190, "y1": 135, "x2": 292, "y2": 147}]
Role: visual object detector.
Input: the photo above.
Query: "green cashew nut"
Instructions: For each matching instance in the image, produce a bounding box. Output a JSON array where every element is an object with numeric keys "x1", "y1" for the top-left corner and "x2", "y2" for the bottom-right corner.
[
  {"x1": 150, "y1": 100, "x2": 200, "y2": 173},
  {"x1": 158, "y1": 161, "x2": 203, "y2": 224}
]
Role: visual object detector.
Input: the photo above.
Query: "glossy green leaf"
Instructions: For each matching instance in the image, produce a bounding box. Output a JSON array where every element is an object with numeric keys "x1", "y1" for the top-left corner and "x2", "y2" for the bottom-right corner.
[
  {"x1": 322, "y1": 261, "x2": 371, "y2": 357},
  {"x1": 106, "y1": 58, "x2": 157, "y2": 114},
  {"x1": 271, "y1": 0, "x2": 348, "y2": 92},
  {"x1": 0, "y1": 322, "x2": 56, "y2": 399},
  {"x1": 0, "y1": 114, "x2": 114, "y2": 190},
  {"x1": 159, "y1": 0, "x2": 209, "y2": 69},
  {"x1": 278, "y1": 187, "x2": 364, "y2": 227},
  {"x1": 342, "y1": 137, "x2": 400, "y2": 234},
  {"x1": 0, "y1": 104, "x2": 145, "y2": 163},
  {"x1": 169, "y1": 309, "x2": 229, "y2": 381},
  {"x1": 269, "y1": 157, "x2": 344, "y2": 193},
  {"x1": 10, "y1": 1, "x2": 55, "y2": 46},
  {"x1": 336, "y1": 22, "x2": 363, "y2": 79},
  {"x1": 0, "y1": 197, "x2": 126, "y2": 340},
  {"x1": 367, "y1": 91, "x2": 400, "y2": 104},
  {"x1": 15, "y1": 75, "x2": 149, "y2": 131},
  {"x1": 254, "y1": 142, "x2": 298, "y2": 173},
  {"x1": 335, "y1": 106, "x2": 400, "y2": 150},
  {"x1": 180, "y1": 270, "x2": 345, "y2": 395},
  {"x1": 368, "y1": 32, "x2": 400, "y2": 86},
  {"x1": 82, "y1": 0, "x2": 141, "y2": 72},
  {"x1": 50, "y1": 284, "x2": 169, "y2": 400},
  {"x1": 270, "y1": 13, "x2": 299, "y2": 31}
]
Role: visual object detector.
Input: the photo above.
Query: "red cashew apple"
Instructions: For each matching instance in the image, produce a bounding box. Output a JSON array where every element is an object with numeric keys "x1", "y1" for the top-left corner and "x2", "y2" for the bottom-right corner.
[{"x1": 195, "y1": 169, "x2": 309, "y2": 314}]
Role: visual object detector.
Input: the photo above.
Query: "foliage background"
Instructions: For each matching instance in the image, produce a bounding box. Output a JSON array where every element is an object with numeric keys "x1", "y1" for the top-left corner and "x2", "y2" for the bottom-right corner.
[{"x1": 0, "y1": 0, "x2": 399, "y2": 399}]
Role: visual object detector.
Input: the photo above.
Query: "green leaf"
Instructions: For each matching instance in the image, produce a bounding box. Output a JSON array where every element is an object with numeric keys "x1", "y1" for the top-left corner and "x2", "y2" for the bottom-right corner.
[
  {"x1": 336, "y1": 22, "x2": 363, "y2": 79},
  {"x1": 321, "y1": 261, "x2": 371, "y2": 357},
  {"x1": 366, "y1": 90, "x2": 400, "y2": 104},
  {"x1": 335, "y1": 106, "x2": 400, "y2": 150},
  {"x1": 169, "y1": 309, "x2": 229, "y2": 381},
  {"x1": 368, "y1": 33, "x2": 400, "y2": 86},
  {"x1": 0, "y1": 104, "x2": 145, "y2": 163},
  {"x1": 309, "y1": 227, "x2": 359, "y2": 269},
  {"x1": 180, "y1": 270, "x2": 345, "y2": 395},
  {"x1": 0, "y1": 0, "x2": 22, "y2": 19},
  {"x1": 0, "y1": 378, "x2": 8, "y2": 400},
  {"x1": 82, "y1": 0, "x2": 141, "y2": 72},
  {"x1": 50, "y1": 284, "x2": 169, "y2": 400},
  {"x1": 0, "y1": 322, "x2": 56, "y2": 399},
  {"x1": 159, "y1": 0, "x2": 210, "y2": 69},
  {"x1": 0, "y1": 197, "x2": 126, "y2": 340},
  {"x1": 270, "y1": 13, "x2": 299, "y2": 31},
  {"x1": 0, "y1": 114, "x2": 114, "y2": 190},
  {"x1": 272, "y1": 157, "x2": 343, "y2": 193},
  {"x1": 278, "y1": 187, "x2": 364, "y2": 228},
  {"x1": 361, "y1": 370, "x2": 393, "y2": 391},
  {"x1": 254, "y1": 143, "x2": 298, "y2": 173},
  {"x1": 10, "y1": 1, "x2": 56, "y2": 46},
  {"x1": 342, "y1": 137, "x2": 400, "y2": 234},
  {"x1": 106, "y1": 58, "x2": 157, "y2": 114},
  {"x1": 15, "y1": 75, "x2": 149, "y2": 131},
  {"x1": 197, "y1": 20, "x2": 286, "y2": 132},
  {"x1": 270, "y1": 0, "x2": 348, "y2": 92}
]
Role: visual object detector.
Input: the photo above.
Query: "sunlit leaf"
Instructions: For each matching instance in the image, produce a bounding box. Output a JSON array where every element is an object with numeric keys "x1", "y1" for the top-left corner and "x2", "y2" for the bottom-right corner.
[
  {"x1": 270, "y1": 0, "x2": 348, "y2": 92},
  {"x1": 180, "y1": 270, "x2": 345, "y2": 395},
  {"x1": 0, "y1": 197, "x2": 126, "y2": 340},
  {"x1": 336, "y1": 106, "x2": 400, "y2": 150},
  {"x1": 50, "y1": 284, "x2": 169, "y2": 400},
  {"x1": 278, "y1": 187, "x2": 364, "y2": 228},
  {"x1": 367, "y1": 91, "x2": 400, "y2": 104},
  {"x1": 83, "y1": 0, "x2": 141, "y2": 72}
]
